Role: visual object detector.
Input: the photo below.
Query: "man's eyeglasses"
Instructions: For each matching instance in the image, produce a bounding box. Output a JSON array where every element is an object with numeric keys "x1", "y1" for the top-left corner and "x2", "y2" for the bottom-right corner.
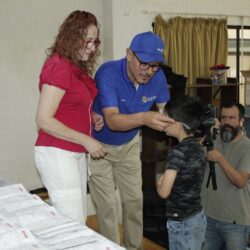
[
  {"x1": 133, "y1": 52, "x2": 161, "y2": 72},
  {"x1": 85, "y1": 39, "x2": 101, "y2": 48}
]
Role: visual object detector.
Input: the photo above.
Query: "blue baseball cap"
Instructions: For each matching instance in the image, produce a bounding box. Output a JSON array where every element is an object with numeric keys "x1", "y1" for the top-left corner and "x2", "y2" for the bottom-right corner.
[{"x1": 129, "y1": 31, "x2": 165, "y2": 63}]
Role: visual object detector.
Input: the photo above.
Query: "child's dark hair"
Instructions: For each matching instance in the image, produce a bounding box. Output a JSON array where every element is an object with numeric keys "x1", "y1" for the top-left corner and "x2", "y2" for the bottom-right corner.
[{"x1": 165, "y1": 95, "x2": 204, "y2": 134}]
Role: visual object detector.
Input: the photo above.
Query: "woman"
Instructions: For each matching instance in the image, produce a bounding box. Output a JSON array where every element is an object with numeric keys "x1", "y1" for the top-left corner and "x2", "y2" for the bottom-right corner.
[{"x1": 34, "y1": 10, "x2": 106, "y2": 224}]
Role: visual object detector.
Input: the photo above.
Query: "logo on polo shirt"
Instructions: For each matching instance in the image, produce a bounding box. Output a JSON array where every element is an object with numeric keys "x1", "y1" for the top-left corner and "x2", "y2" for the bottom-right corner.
[
  {"x1": 157, "y1": 48, "x2": 163, "y2": 53},
  {"x1": 141, "y1": 96, "x2": 157, "y2": 103}
]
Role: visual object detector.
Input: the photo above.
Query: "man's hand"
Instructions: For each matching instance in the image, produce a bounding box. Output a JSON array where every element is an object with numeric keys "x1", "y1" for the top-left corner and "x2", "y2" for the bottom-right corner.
[
  {"x1": 207, "y1": 149, "x2": 223, "y2": 163},
  {"x1": 93, "y1": 112, "x2": 104, "y2": 132},
  {"x1": 207, "y1": 148, "x2": 250, "y2": 188},
  {"x1": 143, "y1": 111, "x2": 174, "y2": 131}
]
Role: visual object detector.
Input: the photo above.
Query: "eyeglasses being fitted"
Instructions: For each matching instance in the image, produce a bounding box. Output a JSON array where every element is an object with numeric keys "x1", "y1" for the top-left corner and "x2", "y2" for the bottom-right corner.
[
  {"x1": 133, "y1": 52, "x2": 161, "y2": 72},
  {"x1": 85, "y1": 38, "x2": 101, "y2": 48}
]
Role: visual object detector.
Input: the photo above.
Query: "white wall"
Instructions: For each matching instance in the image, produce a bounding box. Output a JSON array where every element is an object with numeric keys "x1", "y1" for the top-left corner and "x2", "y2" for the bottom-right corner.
[
  {"x1": 0, "y1": 0, "x2": 104, "y2": 190},
  {"x1": 111, "y1": 0, "x2": 250, "y2": 59},
  {"x1": 1, "y1": 0, "x2": 250, "y2": 190}
]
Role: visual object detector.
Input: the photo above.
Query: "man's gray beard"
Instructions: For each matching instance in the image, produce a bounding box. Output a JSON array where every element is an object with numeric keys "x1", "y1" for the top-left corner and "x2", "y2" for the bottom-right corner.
[
  {"x1": 220, "y1": 125, "x2": 241, "y2": 143},
  {"x1": 221, "y1": 130, "x2": 234, "y2": 143}
]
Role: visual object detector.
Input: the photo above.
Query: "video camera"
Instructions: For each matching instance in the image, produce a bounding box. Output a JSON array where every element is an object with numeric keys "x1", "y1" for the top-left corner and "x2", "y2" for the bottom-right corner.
[
  {"x1": 197, "y1": 104, "x2": 219, "y2": 190},
  {"x1": 196, "y1": 104, "x2": 217, "y2": 138}
]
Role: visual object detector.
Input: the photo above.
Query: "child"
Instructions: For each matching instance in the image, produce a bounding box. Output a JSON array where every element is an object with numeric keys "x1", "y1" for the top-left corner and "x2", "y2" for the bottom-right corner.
[{"x1": 157, "y1": 95, "x2": 207, "y2": 250}]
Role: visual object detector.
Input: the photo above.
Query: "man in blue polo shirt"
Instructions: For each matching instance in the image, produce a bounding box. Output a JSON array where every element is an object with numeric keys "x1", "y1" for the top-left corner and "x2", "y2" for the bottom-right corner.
[{"x1": 88, "y1": 31, "x2": 172, "y2": 250}]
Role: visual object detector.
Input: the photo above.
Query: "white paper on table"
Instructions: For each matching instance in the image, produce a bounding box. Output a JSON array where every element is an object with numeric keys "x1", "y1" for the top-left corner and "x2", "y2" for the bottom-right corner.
[
  {"x1": 16, "y1": 206, "x2": 60, "y2": 227},
  {"x1": 0, "y1": 215, "x2": 16, "y2": 234},
  {"x1": 38, "y1": 224, "x2": 84, "y2": 239},
  {"x1": 90, "y1": 229, "x2": 126, "y2": 250},
  {"x1": 0, "y1": 228, "x2": 37, "y2": 249},
  {"x1": 0, "y1": 193, "x2": 34, "y2": 207},
  {"x1": 40, "y1": 227, "x2": 93, "y2": 245},
  {"x1": 0, "y1": 205, "x2": 52, "y2": 231},
  {"x1": 32, "y1": 217, "x2": 75, "y2": 236},
  {"x1": 87, "y1": 240, "x2": 116, "y2": 250},
  {"x1": 2, "y1": 195, "x2": 44, "y2": 213},
  {"x1": 0, "y1": 184, "x2": 27, "y2": 200},
  {"x1": 48, "y1": 235, "x2": 97, "y2": 250},
  {"x1": 56, "y1": 237, "x2": 119, "y2": 250},
  {"x1": 0, "y1": 212, "x2": 20, "y2": 228},
  {"x1": 7, "y1": 243, "x2": 51, "y2": 250}
]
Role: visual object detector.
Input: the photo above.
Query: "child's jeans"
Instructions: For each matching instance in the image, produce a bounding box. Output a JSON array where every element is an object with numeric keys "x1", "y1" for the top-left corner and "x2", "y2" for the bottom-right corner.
[{"x1": 167, "y1": 210, "x2": 207, "y2": 250}]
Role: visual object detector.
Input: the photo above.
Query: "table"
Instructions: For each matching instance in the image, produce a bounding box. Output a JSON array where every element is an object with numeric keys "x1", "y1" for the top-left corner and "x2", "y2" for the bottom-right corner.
[{"x1": 0, "y1": 181, "x2": 125, "y2": 250}]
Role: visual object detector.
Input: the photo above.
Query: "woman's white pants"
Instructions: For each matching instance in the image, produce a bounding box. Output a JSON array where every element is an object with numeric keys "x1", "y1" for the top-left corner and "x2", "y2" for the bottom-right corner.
[{"x1": 34, "y1": 146, "x2": 88, "y2": 224}]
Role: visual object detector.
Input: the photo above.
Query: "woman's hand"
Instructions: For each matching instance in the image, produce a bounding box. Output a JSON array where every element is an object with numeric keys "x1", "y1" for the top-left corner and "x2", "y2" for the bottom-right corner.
[
  {"x1": 93, "y1": 112, "x2": 104, "y2": 132},
  {"x1": 36, "y1": 84, "x2": 106, "y2": 156},
  {"x1": 83, "y1": 136, "x2": 107, "y2": 159}
]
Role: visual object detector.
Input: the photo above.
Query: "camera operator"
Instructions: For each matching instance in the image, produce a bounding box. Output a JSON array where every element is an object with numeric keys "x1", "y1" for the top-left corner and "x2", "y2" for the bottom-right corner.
[{"x1": 201, "y1": 101, "x2": 250, "y2": 250}]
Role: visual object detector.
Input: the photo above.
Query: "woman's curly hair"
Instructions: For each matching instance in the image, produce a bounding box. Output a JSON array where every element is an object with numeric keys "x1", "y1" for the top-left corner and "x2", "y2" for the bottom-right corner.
[{"x1": 46, "y1": 10, "x2": 100, "y2": 75}]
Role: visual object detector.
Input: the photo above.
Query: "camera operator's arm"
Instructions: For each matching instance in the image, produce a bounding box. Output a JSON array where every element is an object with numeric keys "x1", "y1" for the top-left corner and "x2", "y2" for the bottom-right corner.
[
  {"x1": 157, "y1": 169, "x2": 177, "y2": 198},
  {"x1": 207, "y1": 149, "x2": 250, "y2": 188}
]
